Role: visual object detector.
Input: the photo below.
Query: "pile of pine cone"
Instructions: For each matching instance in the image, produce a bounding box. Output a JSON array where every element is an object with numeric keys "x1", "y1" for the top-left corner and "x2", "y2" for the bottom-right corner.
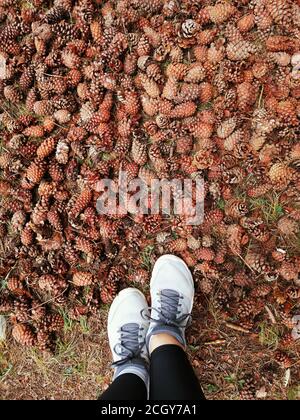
[{"x1": 0, "y1": 0, "x2": 299, "y2": 391}]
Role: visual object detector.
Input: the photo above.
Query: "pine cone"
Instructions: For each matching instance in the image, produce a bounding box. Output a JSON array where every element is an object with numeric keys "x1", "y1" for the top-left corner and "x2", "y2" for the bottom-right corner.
[
  {"x1": 274, "y1": 351, "x2": 292, "y2": 368},
  {"x1": 269, "y1": 163, "x2": 292, "y2": 185},
  {"x1": 207, "y1": 3, "x2": 236, "y2": 24},
  {"x1": 140, "y1": 74, "x2": 160, "y2": 98},
  {"x1": 0, "y1": 296, "x2": 13, "y2": 313},
  {"x1": 131, "y1": 137, "x2": 148, "y2": 165},
  {"x1": 245, "y1": 250, "x2": 270, "y2": 274},
  {"x1": 265, "y1": 0, "x2": 293, "y2": 28},
  {"x1": 48, "y1": 208, "x2": 63, "y2": 231},
  {"x1": 100, "y1": 281, "x2": 118, "y2": 305},
  {"x1": 73, "y1": 271, "x2": 94, "y2": 287},
  {"x1": 168, "y1": 238, "x2": 187, "y2": 253},
  {"x1": 23, "y1": 125, "x2": 45, "y2": 138},
  {"x1": 25, "y1": 159, "x2": 47, "y2": 185},
  {"x1": 12, "y1": 324, "x2": 36, "y2": 346},
  {"x1": 278, "y1": 217, "x2": 299, "y2": 236},
  {"x1": 108, "y1": 266, "x2": 126, "y2": 284},
  {"x1": 199, "y1": 277, "x2": 214, "y2": 295},
  {"x1": 37, "y1": 137, "x2": 57, "y2": 159},
  {"x1": 31, "y1": 196, "x2": 49, "y2": 225},
  {"x1": 7, "y1": 277, "x2": 23, "y2": 293},
  {"x1": 64, "y1": 242, "x2": 79, "y2": 266},
  {"x1": 240, "y1": 375, "x2": 256, "y2": 400},
  {"x1": 237, "y1": 298, "x2": 256, "y2": 319},
  {"x1": 49, "y1": 161, "x2": 64, "y2": 181},
  {"x1": 227, "y1": 41, "x2": 256, "y2": 61},
  {"x1": 195, "y1": 248, "x2": 215, "y2": 262},
  {"x1": 199, "y1": 82, "x2": 213, "y2": 102},
  {"x1": 170, "y1": 101, "x2": 197, "y2": 118},
  {"x1": 20, "y1": 66, "x2": 35, "y2": 91},
  {"x1": 278, "y1": 261, "x2": 298, "y2": 281},
  {"x1": 4, "y1": 85, "x2": 22, "y2": 103},
  {"x1": 250, "y1": 284, "x2": 272, "y2": 298},
  {"x1": 21, "y1": 224, "x2": 34, "y2": 246},
  {"x1": 56, "y1": 140, "x2": 69, "y2": 164},
  {"x1": 75, "y1": 237, "x2": 94, "y2": 258},
  {"x1": 70, "y1": 189, "x2": 92, "y2": 218},
  {"x1": 225, "y1": 199, "x2": 248, "y2": 219},
  {"x1": 217, "y1": 118, "x2": 237, "y2": 139},
  {"x1": 37, "y1": 330, "x2": 53, "y2": 352},
  {"x1": 237, "y1": 14, "x2": 255, "y2": 32},
  {"x1": 181, "y1": 19, "x2": 199, "y2": 38}
]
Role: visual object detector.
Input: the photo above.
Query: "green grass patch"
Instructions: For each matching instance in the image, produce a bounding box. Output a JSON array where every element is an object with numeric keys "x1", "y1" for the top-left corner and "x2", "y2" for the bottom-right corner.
[
  {"x1": 258, "y1": 321, "x2": 280, "y2": 350},
  {"x1": 141, "y1": 245, "x2": 155, "y2": 271},
  {"x1": 287, "y1": 385, "x2": 300, "y2": 401},
  {"x1": 250, "y1": 193, "x2": 285, "y2": 224}
]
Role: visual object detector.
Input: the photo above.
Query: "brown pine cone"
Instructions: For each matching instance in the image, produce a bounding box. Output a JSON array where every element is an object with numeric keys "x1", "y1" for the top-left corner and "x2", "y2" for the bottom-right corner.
[
  {"x1": 4, "y1": 85, "x2": 22, "y2": 103},
  {"x1": 49, "y1": 161, "x2": 64, "y2": 181},
  {"x1": 73, "y1": 271, "x2": 94, "y2": 287},
  {"x1": 23, "y1": 125, "x2": 45, "y2": 138},
  {"x1": 37, "y1": 330, "x2": 53, "y2": 352},
  {"x1": 274, "y1": 351, "x2": 292, "y2": 368},
  {"x1": 75, "y1": 237, "x2": 95, "y2": 260},
  {"x1": 31, "y1": 301, "x2": 46, "y2": 321},
  {"x1": 64, "y1": 242, "x2": 80, "y2": 266},
  {"x1": 14, "y1": 298, "x2": 31, "y2": 322},
  {"x1": 167, "y1": 238, "x2": 187, "y2": 253},
  {"x1": 33, "y1": 100, "x2": 54, "y2": 117},
  {"x1": 250, "y1": 284, "x2": 272, "y2": 298},
  {"x1": 108, "y1": 266, "x2": 126, "y2": 283},
  {"x1": 41, "y1": 313, "x2": 64, "y2": 332},
  {"x1": 195, "y1": 248, "x2": 215, "y2": 262},
  {"x1": 131, "y1": 137, "x2": 148, "y2": 165},
  {"x1": 199, "y1": 277, "x2": 214, "y2": 295},
  {"x1": 237, "y1": 298, "x2": 256, "y2": 319},
  {"x1": 233, "y1": 271, "x2": 254, "y2": 287},
  {"x1": 70, "y1": 189, "x2": 92, "y2": 218},
  {"x1": 240, "y1": 375, "x2": 256, "y2": 400},
  {"x1": 278, "y1": 261, "x2": 298, "y2": 281},
  {"x1": 0, "y1": 296, "x2": 13, "y2": 313},
  {"x1": 7, "y1": 277, "x2": 23, "y2": 293},
  {"x1": 31, "y1": 196, "x2": 49, "y2": 226},
  {"x1": 278, "y1": 217, "x2": 299, "y2": 236},
  {"x1": 100, "y1": 281, "x2": 118, "y2": 305},
  {"x1": 25, "y1": 159, "x2": 47, "y2": 185},
  {"x1": 37, "y1": 137, "x2": 57, "y2": 159},
  {"x1": 245, "y1": 250, "x2": 270, "y2": 274},
  {"x1": 47, "y1": 208, "x2": 63, "y2": 231},
  {"x1": 12, "y1": 324, "x2": 36, "y2": 346},
  {"x1": 21, "y1": 224, "x2": 34, "y2": 246}
]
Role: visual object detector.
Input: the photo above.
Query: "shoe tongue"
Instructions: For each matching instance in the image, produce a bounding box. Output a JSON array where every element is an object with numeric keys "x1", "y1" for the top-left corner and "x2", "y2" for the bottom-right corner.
[{"x1": 160, "y1": 289, "x2": 180, "y2": 320}]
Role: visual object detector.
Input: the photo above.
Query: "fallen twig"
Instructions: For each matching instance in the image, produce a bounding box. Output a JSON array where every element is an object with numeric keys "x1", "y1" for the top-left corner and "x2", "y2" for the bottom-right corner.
[
  {"x1": 204, "y1": 339, "x2": 226, "y2": 346},
  {"x1": 225, "y1": 322, "x2": 251, "y2": 334}
]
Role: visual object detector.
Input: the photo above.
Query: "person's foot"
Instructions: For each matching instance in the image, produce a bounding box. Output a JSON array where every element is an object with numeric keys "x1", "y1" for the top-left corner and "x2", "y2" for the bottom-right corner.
[
  {"x1": 145, "y1": 255, "x2": 194, "y2": 349},
  {"x1": 108, "y1": 288, "x2": 150, "y2": 387}
]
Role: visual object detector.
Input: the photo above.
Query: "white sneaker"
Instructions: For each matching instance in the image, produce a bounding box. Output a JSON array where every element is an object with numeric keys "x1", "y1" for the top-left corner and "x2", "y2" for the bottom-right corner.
[
  {"x1": 108, "y1": 288, "x2": 150, "y2": 386},
  {"x1": 145, "y1": 255, "x2": 195, "y2": 348}
]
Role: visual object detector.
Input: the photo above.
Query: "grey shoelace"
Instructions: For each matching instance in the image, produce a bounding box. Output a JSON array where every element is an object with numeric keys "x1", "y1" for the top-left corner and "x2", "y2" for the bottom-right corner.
[
  {"x1": 141, "y1": 289, "x2": 191, "y2": 328},
  {"x1": 112, "y1": 323, "x2": 145, "y2": 367}
]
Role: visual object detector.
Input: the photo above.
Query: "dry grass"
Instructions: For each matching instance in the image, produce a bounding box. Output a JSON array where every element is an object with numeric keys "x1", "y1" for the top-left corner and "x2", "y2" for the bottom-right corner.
[
  {"x1": 0, "y1": 309, "x2": 113, "y2": 400},
  {"x1": 1, "y1": 302, "x2": 299, "y2": 400}
]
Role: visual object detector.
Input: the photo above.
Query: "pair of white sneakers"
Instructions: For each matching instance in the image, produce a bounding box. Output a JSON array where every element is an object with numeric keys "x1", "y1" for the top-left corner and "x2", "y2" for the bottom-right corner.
[{"x1": 108, "y1": 255, "x2": 195, "y2": 387}]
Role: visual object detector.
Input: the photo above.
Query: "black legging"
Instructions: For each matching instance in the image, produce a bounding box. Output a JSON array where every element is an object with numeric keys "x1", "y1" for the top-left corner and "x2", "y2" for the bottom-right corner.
[{"x1": 100, "y1": 344, "x2": 206, "y2": 400}]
